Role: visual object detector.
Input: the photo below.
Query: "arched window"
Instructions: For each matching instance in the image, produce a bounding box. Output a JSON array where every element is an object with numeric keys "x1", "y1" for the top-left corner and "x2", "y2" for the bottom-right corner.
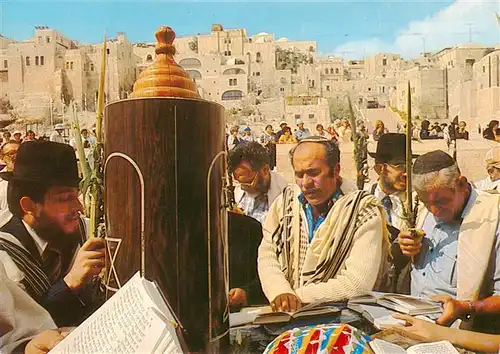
[
  {"x1": 179, "y1": 58, "x2": 202, "y2": 67},
  {"x1": 221, "y1": 90, "x2": 244, "y2": 101},
  {"x1": 256, "y1": 52, "x2": 262, "y2": 63},
  {"x1": 186, "y1": 70, "x2": 202, "y2": 80},
  {"x1": 223, "y1": 68, "x2": 246, "y2": 75},
  {"x1": 146, "y1": 54, "x2": 153, "y2": 62},
  {"x1": 335, "y1": 68, "x2": 339, "y2": 74}
]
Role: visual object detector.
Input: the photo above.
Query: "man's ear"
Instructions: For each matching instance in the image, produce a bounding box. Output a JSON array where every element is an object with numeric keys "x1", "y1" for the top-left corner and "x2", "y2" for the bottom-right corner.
[
  {"x1": 19, "y1": 196, "x2": 40, "y2": 218},
  {"x1": 374, "y1": 163, "x2": 384, "y2": 176},
  {"x1": 457, "y1": 175, "x2": 468, "y2": 190}
]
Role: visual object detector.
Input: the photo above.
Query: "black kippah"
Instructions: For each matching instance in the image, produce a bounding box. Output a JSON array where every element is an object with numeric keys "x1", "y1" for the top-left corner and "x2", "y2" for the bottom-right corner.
[{"x1": 413, "y1": 150, "x2": 455, "y2": 175}]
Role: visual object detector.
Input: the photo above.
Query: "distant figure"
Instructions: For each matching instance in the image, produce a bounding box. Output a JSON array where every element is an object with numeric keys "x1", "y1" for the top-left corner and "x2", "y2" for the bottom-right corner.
[
  {"x1": 12, "y1": 131, "x2": 22, "y2": 144},
  {"x1": 276, "y1": 121, "x2": 288, "y2": 140},
  {"x1": 483, "y1": 120, "x2": 499, "y2": 141},
  {"x1": 227, "y1": 125, "x2": 241, "y2": 150},
  {"x1": 316, "y1": 124, "x2": 327, "y2": 137},
  {"x1": 420, "y1": 120, "x2": 431, "y2": 139},
  {"x1": 327, "y1": 123, "x2": 339, "y2": 142},
  {"x1": 475, "y1": 146, "x2": 500, "y2": 191},
  {"x1": 259, "y1": 125, "x2": 277, "y2": 170},
  {"x1": 241, "y1": 127, "x2": 256, "y2": 142},
  {"x1": 2, "y1": 131, "x2": 11, "y2": 144},
  {"x1": 0, "y1": 141, "x2": 20, "y2": 210},
  {"x1": 278, "y1": 126, "x2": 297, "y2": 144},
  {"x1": 456, "y1": 121, "x2": 469, "y2": 140},
  {"x1": 49, "y1": 124, "x2": 65, "y2": 143},
  {"x1": 372, "y1": 120, "x2": 388, "y2": 141},
  {"x1": 337, "y1": 120, "x2": 352, "y2": 142},
  {"x1": 294, "y1": 120, "x2": 310, "y2": 141},
  {"x1": 23, "y1": 130, "x2": 36, "y2": 143}
]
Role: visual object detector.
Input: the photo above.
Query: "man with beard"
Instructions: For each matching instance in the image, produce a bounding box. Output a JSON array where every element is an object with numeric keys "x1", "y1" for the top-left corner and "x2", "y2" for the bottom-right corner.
[
  {"x1": 398, "y1": 150, "x2": 500, "y2": 331},
  {"x1": 258, "y1": 136, "x2": 389, "y2": 311},
  {"x1": 368, "y1": 133, "x2": 418, "y2": 292},
  {"x1": 0, "y1": 141, "x2": 105, "y2": 326}
]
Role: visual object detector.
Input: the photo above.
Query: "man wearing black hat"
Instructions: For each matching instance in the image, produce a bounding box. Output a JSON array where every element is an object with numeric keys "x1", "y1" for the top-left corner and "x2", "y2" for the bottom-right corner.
[
  {"x1": 398, "y1": 150, "x2": 500, "y2": 331},
  {"x1": 0, "y1": 141, "x2": 105, "y2": 327}
]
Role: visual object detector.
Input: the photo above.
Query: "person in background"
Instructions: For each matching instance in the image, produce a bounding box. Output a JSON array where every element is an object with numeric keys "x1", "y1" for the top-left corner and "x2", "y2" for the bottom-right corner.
[
  {"x1": 294, "y1": 120, "x2": 310, "y2": 141},
  {"x1": 0, "y1": 141, "x2": 20, "y2": 210},
  {"x1": 483, "y1": 120, "x2": 499, "y2": 141},
  {"x1": 241, "y1": 126, "x2": 256, "y2": 142},
  {"x1": 337, "y1": 119, "x2": 352, "y2": 142},
  {"x1": 475, "y1": 146, "x2": 500, "y2": 191},
  {"x1": 259, "y1": 125, "x2": 277, "y2": 170},
  {"x1": 316, "y1": 124, "x2": 327, "y2": 137},
  {"x1": 2, "y1": 131, "x2": 11, "y2": 144},
  {"x1": 227, "y1": 125, "x2": 241, "y2": 150},
  {"x1": 24, "y1": 130, "x2": 36, "y2": 143},
  {"x1": 278, "y1": 126, "x2": 297, "y2": 144},
  {"x1": 12, "y1": 131, "x2": 22, "y2": 144},
  {"x1": 326, "y1": 123, "x2": 339, "y2": 142},
  {"x1": 456, "y1": 121, "x2": 469, "y2": 140},
  {"x1": 49, "y1": 124, "x2": 65, "y2": 144},
  {"x1": 419, "y1": 120, "x2": 430, "y2": 139},
  {"x1": 495, "y1": 128, "x2": 500, "y2": 143},
  {"x1": 276, "y1": 121, "x2": 288, "y2": 140},
  {"x1": 372, "y1": 120, "x2": 388, "y2": 141}
]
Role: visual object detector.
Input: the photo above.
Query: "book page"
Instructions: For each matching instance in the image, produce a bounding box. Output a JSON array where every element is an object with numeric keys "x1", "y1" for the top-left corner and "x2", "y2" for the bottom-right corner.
[
  {"x1": 136, "y1": 308, "x2": 182, "y2": 354},
  {"x1": 369, "y1": 339, "x2": 407, "y2": 354},
  {"x1": 49, "y1": 272, "x2": 169, "y2": 354},
  {"x1": 407, "y1": 341, "x2": 459, "y2": 354}
]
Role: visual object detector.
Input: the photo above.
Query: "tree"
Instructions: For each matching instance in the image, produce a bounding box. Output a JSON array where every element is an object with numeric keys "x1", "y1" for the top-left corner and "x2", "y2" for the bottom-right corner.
[
  {"x1": 188, "y1": 37, "x2": 198, "y2": 53},
  {"x1": 327, "y1": 97, "x2": 350, "y2": 122},
  {"x1": 0, "y1": 98, "x2": 12, "y2": 114}
]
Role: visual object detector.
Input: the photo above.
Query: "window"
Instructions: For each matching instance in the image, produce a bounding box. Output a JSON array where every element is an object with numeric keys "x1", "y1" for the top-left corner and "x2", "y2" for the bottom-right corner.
[
  {"x1": 326, "y1": 85, "x2": 330, "y2": 91},
  {"x1": 40, "y1": 56, "x2": 44, "y2": 65},
  {"x1": 335, "y1": 68, "x2": 339, "y2": 74},
  {"x1": 229, "y1": 78, "x2": 237, "y2": 86},
  {"x1": 3, "y1": 60, "x2": 7, "y2": 68},
  {"x1": 309, "y1": 114, "x2": 315, "y2": 119},
  {"x1": 26, "y1": 57, "x2": 30, "y2": 66},
  {"x1": 46, "y1": 36, "x2": 50, "y2": 43},
  {"x1": 330, "y1": 68, "x2": 334, "y2": 74},
  {"x1": 221, "y1": 90, "x2": 243, "y2": 100},
  {"x1": 256, "y1": 72, "x2": 260, "y2": 76},
  {"x1": 368, "y1": 87, "x2": 371, "y2": 92},
  {"x1": 483, "y1": 66, "x2": 486, "y2": 73},
  {"x1": 280, "y1": 87, "x2": 285, "y2": 92},
  {"x1": 35, "y1": 56, "x2": 39, "y2": 66},
  {"x1": 70, "y1": 61, "x2": 74, "y2": 70},
  {"x1": 411, "y1": 87, "x2": 416, "y2": 94},
  {"x1": 65, "y1": 62, "x2": 69, "y2": 69},
  {"x1": 382, "y1": 58, "x2": 387, "y2": 66},
  {"x1": 38, "y1": 36, "x2": 42, "y2": 43},
  {"x1": 256, "y1": 52, "x2": 261, "y2": 63},
  {"x1": 91, "y1": 63, "x2": 94, "y2": 71},
  {"x1": 106, "y1": 49, "x2": 110, "y2": 54},
  {"x1": 382, "y1": 86, "x2": 385, "y2": 93},
  {"x1": 146, "y1": 54, "x2": 153, "y2": 62},
  {"x1": 325, "y1": 69, "x2": 328, "y2": 74},
  {"x1": 224, "y1": 50, "x2": 232, "y2": 56},
  {"x1": 295, "y1": 114, "x2": 301, "y2": 119}
]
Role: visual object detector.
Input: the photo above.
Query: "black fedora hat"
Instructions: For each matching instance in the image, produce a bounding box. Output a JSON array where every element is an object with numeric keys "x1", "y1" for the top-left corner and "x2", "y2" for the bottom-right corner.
[
  {"x1": 0, "y1": 140, "x2": 80, "y2": 187},
  {"x1": 368, "y1": 133, "x2": 419, "y2": 165}
]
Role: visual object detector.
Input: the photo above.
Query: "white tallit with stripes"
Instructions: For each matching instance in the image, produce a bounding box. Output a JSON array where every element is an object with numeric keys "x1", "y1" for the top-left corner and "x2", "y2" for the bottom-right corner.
[{"x1": 271, "y1": 183, "x2": 389, "y2": 289}]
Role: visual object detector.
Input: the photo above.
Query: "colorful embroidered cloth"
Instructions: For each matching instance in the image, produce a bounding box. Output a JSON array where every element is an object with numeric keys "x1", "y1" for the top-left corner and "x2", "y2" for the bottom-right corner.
[{"x1": 264, "y1": 323, "x2": 373, "y2": 354}]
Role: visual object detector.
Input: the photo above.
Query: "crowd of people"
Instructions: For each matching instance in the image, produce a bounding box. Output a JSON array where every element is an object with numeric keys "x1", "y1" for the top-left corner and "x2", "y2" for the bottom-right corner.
[{"x1": 3, "y1": 117, "x2": 500, "y2": 353}]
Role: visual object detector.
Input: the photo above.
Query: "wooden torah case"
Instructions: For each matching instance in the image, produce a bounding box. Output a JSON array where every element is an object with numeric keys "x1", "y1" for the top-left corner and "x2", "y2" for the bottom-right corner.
[{"x1": 103, "y1": 26, "x2": 229, "y2": 352}]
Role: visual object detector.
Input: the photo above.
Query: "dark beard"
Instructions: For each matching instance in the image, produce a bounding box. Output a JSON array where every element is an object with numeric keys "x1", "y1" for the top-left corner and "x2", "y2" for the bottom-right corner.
[{"x1": 33, "y1": 210, "x2": 80, "y2": 248}]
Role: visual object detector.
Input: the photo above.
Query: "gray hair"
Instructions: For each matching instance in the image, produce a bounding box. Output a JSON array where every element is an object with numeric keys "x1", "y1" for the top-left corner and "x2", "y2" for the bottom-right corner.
[{"x1": 413, "y1": 163, "x2": 461, "y2": 192}]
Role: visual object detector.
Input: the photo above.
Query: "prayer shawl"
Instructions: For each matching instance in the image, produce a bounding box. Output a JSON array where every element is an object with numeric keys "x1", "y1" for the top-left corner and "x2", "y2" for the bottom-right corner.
[
  {"x1": 416, "y1": 190, "x2": 500, "y2": 302},
  {"x1": 0, "y1": 262, "x2": 56, "y2": 354},
  {"x1": 258, "y1": 180, "x2": 390, "y2": 303}
]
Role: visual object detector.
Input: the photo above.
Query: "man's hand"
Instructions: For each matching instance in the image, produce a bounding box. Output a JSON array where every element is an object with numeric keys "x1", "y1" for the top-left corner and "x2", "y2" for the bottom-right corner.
[
  {"x1": 271, "y1": 293, "x2": 301, "y2": 312},
  {"x1": 63, "y1": 238, "x2": 105, "y2": 291},
  {"x1": 397, "y1": 230, "x2": 425, "y2": 257},
  {"x1": 430, "y1": 294, "x2": 472, "y2": 326},
  {"x1": 229, "y1": 288, "x2": 247, "y2": 307},
  {"x1": 393, "y1": 314, "x2": 447, "y2": 342},
  {"x1": 25, "y1": 328, "x2": 73, "y2": 354}
]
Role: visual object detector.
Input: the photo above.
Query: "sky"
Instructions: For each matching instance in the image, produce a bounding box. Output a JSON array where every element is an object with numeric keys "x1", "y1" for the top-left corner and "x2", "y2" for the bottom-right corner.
[{"x1": 0, "y1": 0, "x2": 499, "y2": 59}]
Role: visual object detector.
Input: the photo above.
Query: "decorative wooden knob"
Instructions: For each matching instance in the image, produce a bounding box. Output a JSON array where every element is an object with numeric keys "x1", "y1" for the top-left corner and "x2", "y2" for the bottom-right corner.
[{"x1": 130, "y1": 26, "x2": 200, "y2": 98}]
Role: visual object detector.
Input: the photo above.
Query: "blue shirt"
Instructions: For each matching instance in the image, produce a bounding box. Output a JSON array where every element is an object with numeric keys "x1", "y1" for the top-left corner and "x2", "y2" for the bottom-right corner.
[
  {"x1": 294, "y1": 129, "x2": 311, "y2": 141},
  {"x1": 411, "y1": 188, "x2": 500, "y2": 298},
  {"x1": 298, "y1": 189, "x2": 343, "y2": 242}
]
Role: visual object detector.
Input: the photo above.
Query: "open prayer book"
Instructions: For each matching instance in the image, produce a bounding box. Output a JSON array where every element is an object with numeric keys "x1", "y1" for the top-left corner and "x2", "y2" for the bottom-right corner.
[
  {"x1": 370, "y1": 339, "x2": 459, "y2": 354},
  {"x1": 49, "y1": 272, "x2": 184, "y2": 354},
  {"x1": 252, "y1": 303, "x2": 341, "y2": 325},
  {"x1": 349, "y1": 292, "x2": 442, "y2": 316}
]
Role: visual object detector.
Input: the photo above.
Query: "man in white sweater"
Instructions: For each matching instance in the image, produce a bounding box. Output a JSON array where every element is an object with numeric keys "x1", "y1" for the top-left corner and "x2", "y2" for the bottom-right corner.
[{"x1": 258, "y1": 136, "x2": 389, "y2": 312}]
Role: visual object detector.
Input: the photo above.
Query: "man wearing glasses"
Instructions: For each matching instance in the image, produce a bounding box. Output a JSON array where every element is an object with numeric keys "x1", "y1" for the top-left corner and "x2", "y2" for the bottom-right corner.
[
  {"x1": 228, "y1": 141, "x2": 288, "y2": 224},
  {"x1": 475, "y1": 146, "x2": 500, "y2": 192}
]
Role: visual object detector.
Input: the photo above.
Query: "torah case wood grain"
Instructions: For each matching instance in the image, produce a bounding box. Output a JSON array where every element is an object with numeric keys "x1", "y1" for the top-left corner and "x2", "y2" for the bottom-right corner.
[{"x1": 103, "y1": 97, "x2": 229, "y2": 353}]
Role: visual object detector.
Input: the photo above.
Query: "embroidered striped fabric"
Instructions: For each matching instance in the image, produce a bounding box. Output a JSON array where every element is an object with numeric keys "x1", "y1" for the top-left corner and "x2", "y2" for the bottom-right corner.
[{"x1": 0, "y1": 238, "x2": 51, "y2": 299}]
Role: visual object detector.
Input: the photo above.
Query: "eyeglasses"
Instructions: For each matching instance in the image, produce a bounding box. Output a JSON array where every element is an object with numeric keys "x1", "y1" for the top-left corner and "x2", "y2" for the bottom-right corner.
[{"x1": 238, "y1": 173, "x2": 258, "y2": 189}]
